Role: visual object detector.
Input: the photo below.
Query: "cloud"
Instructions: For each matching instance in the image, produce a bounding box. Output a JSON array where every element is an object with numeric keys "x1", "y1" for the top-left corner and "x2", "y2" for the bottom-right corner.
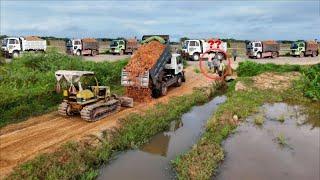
[{"x1": 1, "y1": 0, "x2": 319, "y2": 41}]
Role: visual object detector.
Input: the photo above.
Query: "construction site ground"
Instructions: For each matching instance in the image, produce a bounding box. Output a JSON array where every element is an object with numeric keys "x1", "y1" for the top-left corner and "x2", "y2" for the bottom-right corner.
[{"x1": 0, "y1": 64, "x2": 213, "y2": 178}]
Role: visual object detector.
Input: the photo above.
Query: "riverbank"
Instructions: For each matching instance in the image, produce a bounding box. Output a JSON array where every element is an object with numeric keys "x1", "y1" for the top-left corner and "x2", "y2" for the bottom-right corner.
[{"x1": 172, "y1": 63, "x2": 320, "y2": 179}]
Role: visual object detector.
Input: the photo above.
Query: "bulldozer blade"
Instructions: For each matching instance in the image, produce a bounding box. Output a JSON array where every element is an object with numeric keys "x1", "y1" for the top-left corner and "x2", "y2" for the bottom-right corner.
[{"x1": 119, "y1": 96, "x2": 134, "y2": 108}]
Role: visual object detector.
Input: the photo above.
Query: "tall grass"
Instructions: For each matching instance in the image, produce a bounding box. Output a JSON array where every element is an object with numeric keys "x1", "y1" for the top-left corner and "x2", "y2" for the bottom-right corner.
[
  {"x1": 0, "y1": 51, "x2": 128, "y2": 127},
  {"x1": 237, "y1": 61, "x2": 301, "y2": 77}
]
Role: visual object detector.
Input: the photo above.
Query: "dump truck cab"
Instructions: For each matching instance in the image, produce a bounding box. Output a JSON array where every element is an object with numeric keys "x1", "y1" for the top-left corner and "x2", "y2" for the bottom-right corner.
[
  {"x1": 290, "y1": 41, "x2": 305, "y2": 56},
  {"x1": 110, "y1": 39, "x2": 126, "y2": 55},
  {"x1": 246, "y1": 41, "x2": 262, "y2": 57},
  {"x1": 1, "y1": 37, "x2": 22, "y2": 58},
  {"x1": 66, "y1": 39, "x2": 82, "y2": 56},
  {"x1": 182, "y1": 39, "x2": 227, "y2": 61},
  {"x1": 182, "y1": 39, "x2": 206, "y2": 61}
]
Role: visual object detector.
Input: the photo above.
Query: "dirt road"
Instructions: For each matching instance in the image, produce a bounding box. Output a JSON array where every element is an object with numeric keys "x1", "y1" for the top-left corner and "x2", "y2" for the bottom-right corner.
[{"x1": 0, "y1": 66, "x2": 214, "y2": 178}]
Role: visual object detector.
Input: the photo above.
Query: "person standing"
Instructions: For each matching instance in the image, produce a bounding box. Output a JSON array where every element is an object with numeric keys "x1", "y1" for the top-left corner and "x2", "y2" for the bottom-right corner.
[
  {"x1": 232, "y1": 49, "x2": 238, "y2": 61},
  {"x1": 207, "y1": 52, "x2": 214, "y2": 70},
  {"x1": 212, "y1": 53, "x2": 220, "y2": 74},
  {"x1": 218, "y1": 59, "x2": 226, "y2": 77}
]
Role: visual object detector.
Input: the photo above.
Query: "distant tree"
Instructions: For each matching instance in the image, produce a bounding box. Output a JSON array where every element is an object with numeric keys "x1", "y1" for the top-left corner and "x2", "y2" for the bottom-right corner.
[{"x1": 179, "y1": 37, "x2": 189, "y2": 43}]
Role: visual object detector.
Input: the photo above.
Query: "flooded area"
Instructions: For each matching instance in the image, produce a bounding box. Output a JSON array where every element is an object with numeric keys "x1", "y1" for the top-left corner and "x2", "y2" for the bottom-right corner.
[
  {"x1": 98, "y1": 96, "x2": 227, "y2": 180},
  {"x1": 216, "y1": 103, "x2": 320, "y2": 180}
]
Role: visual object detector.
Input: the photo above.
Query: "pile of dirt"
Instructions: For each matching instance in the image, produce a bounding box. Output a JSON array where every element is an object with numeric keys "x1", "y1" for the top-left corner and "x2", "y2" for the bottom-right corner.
[
  {"x1": 124, "y1": 41, "x2": 166, "y2": 102},
  {"x1": 82, "y1": 38, "x2": 97, "y2": 43},
  {"x1": 24, "y1": 36, "x2": 43, "y2": 41},
  {"x1": 252, "y1": 72, "x2": 300, "y2": 90}
]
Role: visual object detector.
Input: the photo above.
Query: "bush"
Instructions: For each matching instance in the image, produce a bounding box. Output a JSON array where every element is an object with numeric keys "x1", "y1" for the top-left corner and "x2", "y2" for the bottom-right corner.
[
  {"x1": 0, "y1": 51, "x2": 128, "y2": 127},
  {"x1": 298, "y1": 64, "x2": 320, "y2": 101},
  {"x1": 237, "y1": 61, "x2": 301, "y2": 77}
]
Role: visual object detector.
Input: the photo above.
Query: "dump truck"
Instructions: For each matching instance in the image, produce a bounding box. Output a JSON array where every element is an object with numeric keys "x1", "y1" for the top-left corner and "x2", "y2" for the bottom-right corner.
[
  {"x1": 121, "y1": 35, "x2": 185, "y2": 98},
  {"x1": 181, "y1": 39, "x2": 227, "y2": 61},
  {"x1": 110, "y1": 38, "x2": 139, "y2": 55},
  {"x1": 290, "y1": 41, "x2": 319, "y2": 57},
  {"x1": 66, "y1": 38, "x2": 99, "y2": 56},
  {"x1": 1, "y1": 36, "x2": 46, "y2": 58},
  {"x1": 55, "y1": 70, "x2": 133, "y2": 121},
  {"x1": 246, "y1": 40, "x2": 280, "y2": 59}
]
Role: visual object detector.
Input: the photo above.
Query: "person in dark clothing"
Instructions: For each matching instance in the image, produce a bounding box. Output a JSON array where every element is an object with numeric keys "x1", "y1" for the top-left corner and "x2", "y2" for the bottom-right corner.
[{"x1": 232, "y1": 49, "x2": 238, "y2": 61}]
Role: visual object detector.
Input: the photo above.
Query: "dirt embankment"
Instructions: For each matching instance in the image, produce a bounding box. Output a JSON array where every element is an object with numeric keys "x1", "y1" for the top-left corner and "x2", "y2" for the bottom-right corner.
[{"x1": 0, "y1": 65, "x2": 213, "y2": 178}]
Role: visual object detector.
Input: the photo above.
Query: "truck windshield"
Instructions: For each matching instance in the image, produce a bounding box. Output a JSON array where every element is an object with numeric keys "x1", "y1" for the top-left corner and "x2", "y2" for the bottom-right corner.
[
  {"x1": 291, "y1": 43, "x2": 298, "y2": 49},
  {"x1": 182, "y1": 42, "x2": 188, "y2": 49},
  {"x1": 1, "y1": 39, "x2": 8, "y2": 46},
  {"x1": 111, "y1": 41, "x2": 118, "y2": 47},
  {"x1": 66, "y1": 40, "x2": 73, "y2": 47}
]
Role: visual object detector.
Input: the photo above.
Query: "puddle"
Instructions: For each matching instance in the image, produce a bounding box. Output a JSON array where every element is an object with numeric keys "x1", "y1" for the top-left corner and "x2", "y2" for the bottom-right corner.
[
  {"x1": 216, "y1": 103, "x2": 320, "y2": 180},
  {"x1": 98, "y1": 96, "x2": 227, "y2": 180}
]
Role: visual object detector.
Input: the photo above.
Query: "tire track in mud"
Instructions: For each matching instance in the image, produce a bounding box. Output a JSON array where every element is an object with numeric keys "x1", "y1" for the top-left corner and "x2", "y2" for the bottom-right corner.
[{"x1": 0, "y1": 67, "x2": 213, "y2": 178}]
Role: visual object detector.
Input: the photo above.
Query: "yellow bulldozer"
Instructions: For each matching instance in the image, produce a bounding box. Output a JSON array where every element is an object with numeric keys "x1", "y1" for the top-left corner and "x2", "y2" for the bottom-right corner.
[{"x1": 55, "y1": 70, "x2": 133, "y2": 122}]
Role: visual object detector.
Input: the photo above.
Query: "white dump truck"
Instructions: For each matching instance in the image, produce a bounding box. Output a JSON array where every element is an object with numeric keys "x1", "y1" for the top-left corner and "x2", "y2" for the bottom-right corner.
[
  {"x1": 181, "y1": 39, "x2": 227, "y2": 61},
  {"x1": 1, "y1": 36, "x2": 47, "y2": 58},
  {"x1": 246, "y1": 40, "x2": 280, "y2": 59},
  {"x1": 66, "y1": 38, "x2": 99, "y2": 56}
]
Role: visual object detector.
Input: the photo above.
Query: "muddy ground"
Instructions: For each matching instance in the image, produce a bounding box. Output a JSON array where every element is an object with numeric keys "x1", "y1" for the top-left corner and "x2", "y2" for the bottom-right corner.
[{"x1": 0, "y1": 66, "x2": 213, "y2": 178}]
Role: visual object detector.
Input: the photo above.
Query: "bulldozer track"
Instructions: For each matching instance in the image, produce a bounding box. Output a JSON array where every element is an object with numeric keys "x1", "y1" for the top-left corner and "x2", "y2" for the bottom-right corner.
[
  {"x1": 80, "y1": 100, "x2": 121, "y2": 122},
  {"x1": 57, "y1": 102, "x2": 69, "y2": 116}
]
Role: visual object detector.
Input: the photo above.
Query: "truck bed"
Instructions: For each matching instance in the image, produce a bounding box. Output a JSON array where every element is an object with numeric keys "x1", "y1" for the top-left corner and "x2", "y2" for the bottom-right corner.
[
  {"x1": 262, "y1": 41, "x2": 279, "y2": 52},
  {"x1": 149, "y1": 44, "x2": 171, "y2": 85},
  {"x1": 22, "y1": 40, "x2": 46, "y2": 51}
]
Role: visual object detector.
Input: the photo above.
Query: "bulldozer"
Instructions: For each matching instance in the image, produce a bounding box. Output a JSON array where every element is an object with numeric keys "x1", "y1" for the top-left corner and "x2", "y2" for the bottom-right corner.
[{"x1": 55, "y1": 70, "x2": 133, "y2": 122}]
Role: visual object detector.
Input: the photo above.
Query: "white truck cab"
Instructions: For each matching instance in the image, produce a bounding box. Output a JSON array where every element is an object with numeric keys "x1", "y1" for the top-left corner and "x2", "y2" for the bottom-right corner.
[
  {"x1": 165, "y1": 53, "x2": 184, "y2": 75},
  {"x1": 66, "y1": 39, "x2": 82, "y2": 56},
  {"x1": 1, "y1": 37, "x2": 46, "y2": 58},
  {"x1": 2, "y1": 37, "x2": 22, "y2": 58},
  {"x1": 182, "y1": 39, "x2": 227, "y2": 61},
  {"x1": 246, "y1": 41, "x2": 262, "y2": 58}
]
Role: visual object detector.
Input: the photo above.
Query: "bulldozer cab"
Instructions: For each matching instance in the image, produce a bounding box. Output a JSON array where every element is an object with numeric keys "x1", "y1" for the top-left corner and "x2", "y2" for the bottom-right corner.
[{"x1": 55, "y1": 70, "x2": 110, "y2": 102}]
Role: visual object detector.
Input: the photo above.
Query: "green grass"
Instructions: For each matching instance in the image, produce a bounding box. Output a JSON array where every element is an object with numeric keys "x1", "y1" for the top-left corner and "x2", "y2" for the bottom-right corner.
[
  {"x1": 8, "y1": 84, "x2": 222, "y2": 180},
  {"x1": 254, "y1": 115, "x2": 265, "y2": 126},
  {"x1": 237, "y1": 61, "x2": 301, "y2": 77},
  {"x1": 193, "y1": 67, "x2": 200, "y2": 73},
  {"x1": 0, "y1": 51, "x2": 128, "y2": 127},
  {"x1": 276, "y1": 133, "x2": 287, "y2": 146},
  {"x1": 278, "y1": 115, "x2": 285, "y2": 123}
]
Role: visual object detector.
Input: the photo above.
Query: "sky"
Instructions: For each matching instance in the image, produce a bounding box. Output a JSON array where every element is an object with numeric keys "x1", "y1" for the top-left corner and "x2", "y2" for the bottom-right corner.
[{"x1": 1, "y1": 0, "x2": 319, "y2": 41}]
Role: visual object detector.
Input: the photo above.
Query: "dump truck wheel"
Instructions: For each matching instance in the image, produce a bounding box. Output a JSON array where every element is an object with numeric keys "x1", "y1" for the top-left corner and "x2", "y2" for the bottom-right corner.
[
  {"x1": 161, "y1": 84, "x2": 168, "y2": 96},
  {"x1": 256, "y1": 53, "x2": 262, "y2": 59},
  {"x1": 299, "y1": 52, "x2": 304, "y2": 58},
  {"x1": 76, "y1": 50, "x2": 81, "y2": 56},
  {"x1": 120, "y1": 50, "x2": 124, "y2": 55},
  {"x1": 193, "y1": 53, "x2": 200, "y2": 61},
  {"x1": 152, "y1": 88, "x2": 161, "y2": 98},
  {"x1": 271, "y1": 52, "x2": 277, "y2": 58},
  {"x1": 12, "y1": 51, "x2": 19, "y2": 58},
  {"x1": 312, "y1": 51, "x2": 316, "y2": 57},
  {"x1": 175, "y1": 75, "x2": 183, "y2": 87}
]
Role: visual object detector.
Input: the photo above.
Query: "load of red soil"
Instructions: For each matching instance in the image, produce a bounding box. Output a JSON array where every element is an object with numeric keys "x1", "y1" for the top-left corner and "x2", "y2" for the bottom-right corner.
[
  {"x1": 125, "y1": 41, "x2": 166, "y2": 102},
  {"x1": 24, "y1": 36, "x2": 43, "y2": 41},
  {"x1": 82, "y1": 38, "x2": 98, "y2": 43}
]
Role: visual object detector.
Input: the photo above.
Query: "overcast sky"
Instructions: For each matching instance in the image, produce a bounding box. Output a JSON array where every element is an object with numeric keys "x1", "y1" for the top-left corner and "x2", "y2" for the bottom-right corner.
[{"x1": 1, "y1": 0, "x2": 319, "y2": 41}]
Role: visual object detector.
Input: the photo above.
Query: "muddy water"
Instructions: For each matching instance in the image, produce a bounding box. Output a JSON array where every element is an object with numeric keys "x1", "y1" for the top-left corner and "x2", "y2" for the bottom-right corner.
[
  {"x1": 216, "y1": 103, "x2": 320, "y2": 180},
  {"x1": 98, "y1": 96, "x2": 227, "y2": 180}
]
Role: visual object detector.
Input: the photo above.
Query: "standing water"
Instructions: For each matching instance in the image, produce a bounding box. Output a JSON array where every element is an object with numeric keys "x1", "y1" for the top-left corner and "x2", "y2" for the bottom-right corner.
[
  {"x1": 98, "y1": 96, "x2": 227, "y2": 180},
  {"x1": 216, "y1": 103, "x2": 320, "y2": 180}
]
